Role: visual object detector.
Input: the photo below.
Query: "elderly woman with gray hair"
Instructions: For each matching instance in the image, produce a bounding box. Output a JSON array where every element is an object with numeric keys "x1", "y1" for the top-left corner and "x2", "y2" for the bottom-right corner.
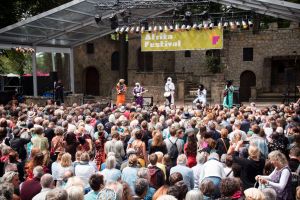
[
  {"x1": 1, "y1": 171, "x2": 20, "y2": 198},
  {"x1": 100, "y1": 155, "x2": 121, "y2": 184}
]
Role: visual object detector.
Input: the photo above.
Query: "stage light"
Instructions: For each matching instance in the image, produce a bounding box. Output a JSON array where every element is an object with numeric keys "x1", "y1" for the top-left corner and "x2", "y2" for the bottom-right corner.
[
  {"x1": 209, "y1": 23, "x2": 214, "y2": 29},
  {"x1": 192, "y1": 23, "x2": 198, "y2": 30},
  {"x1": 223, "y1": 22, "x2": 229, "y2": 29},
  {"x1": 141, "y1": 26, "x2": 145, "y2": 33},
  {"x1": 94, "y1": 14, "x2": 101, "y2": 24},
  {"x1": 230, "y1": 21, "x2": 235, "y2": 29},
  {"x1": 218, "y1": 22, "x2": 222, "y2": 29},
  {"x1": 172, "y1": 8, "x2": 180, "y2": 19},
  {"x1": 125, "y1": 26, "x2": 130, "y2": 33},
  {"x1": 164, "y1": 25, "x2": 169, "y2": 32},
  {"x1": 159, "y1": 25, "x2": 163, "y2": 32},
  {"x1": 198, "y1": 23, "x2": 203, "y2": 30},
  {"x1": 248, "y1": 20, "x2": 253, "y2": 28},
  {"x1": 181, "y1": 24, "x2": 186, "y2": 30},
  {"x1": 135, "y1": 26, "x2": 140, "y2": 33},
  {"x1": 186, "y1": 25, "x2": 191, "y2": 31},
  {"x1": 119, "y1": 26, "x2": 125, "y2": 33},
  {"x1": 130, "y1": 27, "x2": 135, "y2": 33},
  {"x1": 153, "y1": 25, "x2": 158, "y2": 32},
  {"x1": 110, "y1": 14, "x2": 118, "y2": 30},
  {"x1": 175, "y1": 24, "x2": 180, "y2": 31},
  {"x1": 148, "y1": 26, "x2": 152, "y2": 33},
  {"x1": 236, "y1": 21, "x2": 241, "y2": 28},
  {"x1": 242, "y1": 20, "x2": 248, "y2": 29},
  {"x1": 115, "y1": 27, "x2": 120, "y2": 33},
  {"x1": 203, "y1": 22, "x2": 208, "y2": 29},
  {"x1": 185, "y1": 11, "x2": 192, "y2": 17},
  {"x1": 169, "y1": 25, "x2": 174, "y2": 32}
]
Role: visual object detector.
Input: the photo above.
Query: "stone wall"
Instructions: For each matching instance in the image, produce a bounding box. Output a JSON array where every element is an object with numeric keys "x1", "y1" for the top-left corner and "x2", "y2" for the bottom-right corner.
[
  {"x1": 25, "y1": 94, "x2": 84, "y2": 106},
  {"x1": 73, "y1": 26, "x2": 300, "y2": 103},
  {"x1": 222, "y1": 28, "x2": 300, "y2": 91},
  {"x1": 73, "y1": 35, "x2": 120, "y2": 96}
]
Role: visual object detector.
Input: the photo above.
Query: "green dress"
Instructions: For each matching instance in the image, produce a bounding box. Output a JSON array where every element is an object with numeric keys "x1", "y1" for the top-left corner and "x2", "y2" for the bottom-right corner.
[{"x1": 223, "y1": 85, "x2": 234, "y2": 108}]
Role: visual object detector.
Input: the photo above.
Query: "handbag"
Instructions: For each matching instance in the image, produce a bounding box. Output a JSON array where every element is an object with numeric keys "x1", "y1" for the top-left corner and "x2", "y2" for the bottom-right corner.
[
  {"x1": 254, "y1": 181, "x2": 267, "y2": 190},
  {"x1": 164, "y1": 91, "x2": 171, "y2": 97}
]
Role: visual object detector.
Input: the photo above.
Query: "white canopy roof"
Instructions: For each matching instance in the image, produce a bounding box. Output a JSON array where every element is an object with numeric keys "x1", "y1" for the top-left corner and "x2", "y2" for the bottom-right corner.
[{"x1": 0, "y1": 0, "x2": 299, "y2": 49}]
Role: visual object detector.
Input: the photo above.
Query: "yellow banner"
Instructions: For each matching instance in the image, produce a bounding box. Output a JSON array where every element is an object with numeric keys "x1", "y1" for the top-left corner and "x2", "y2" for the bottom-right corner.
[{"x1": 141, "y1": 28, "x2": 223, "y2": 51}]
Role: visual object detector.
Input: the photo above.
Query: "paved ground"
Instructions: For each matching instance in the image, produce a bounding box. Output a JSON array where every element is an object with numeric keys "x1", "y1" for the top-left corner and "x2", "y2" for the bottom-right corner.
[{"x1": 173, "y1": 101, "x2": 283, "y2": 109}]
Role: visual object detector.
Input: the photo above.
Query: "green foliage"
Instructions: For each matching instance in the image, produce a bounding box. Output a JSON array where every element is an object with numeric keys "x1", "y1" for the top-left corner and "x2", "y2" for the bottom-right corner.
[
  {"x1": 0, "y1": 0, "x2": 72, "y2": 28},
  {"x1": 206, "y1": 55, "x2": 222, "y2": 74},
  {"x1": 0, "y1": 50, "x2": 32, "y2": 75}
]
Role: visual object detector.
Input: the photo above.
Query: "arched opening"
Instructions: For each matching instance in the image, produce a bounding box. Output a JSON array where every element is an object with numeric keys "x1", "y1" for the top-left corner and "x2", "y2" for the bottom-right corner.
[
  {"x1": 85, "y1": 66, "x2": 99, "y2": 96},
  {"x1": 240, "y1": 70, "x2": 256, "y2": 102},
  {"x1": 137, "y1": 47, "x2": 153, "y2": 72}
]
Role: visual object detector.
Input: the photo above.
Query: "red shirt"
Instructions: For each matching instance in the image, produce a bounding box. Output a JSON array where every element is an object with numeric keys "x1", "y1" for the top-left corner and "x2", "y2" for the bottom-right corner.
[{"x1": 20, "y1": 177, "x2": 42, "y2": 200}]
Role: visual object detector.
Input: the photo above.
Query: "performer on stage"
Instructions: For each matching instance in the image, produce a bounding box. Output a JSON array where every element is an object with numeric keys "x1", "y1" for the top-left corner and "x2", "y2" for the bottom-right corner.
[
  {"x1": 54, "y1": 80, "x2": 64, "y2": 105},
  {"x1": 164, "y1": 77, "x2": 175, "y2": 106},
  {"x1": 116, "y1": 79, "x2": 127, "y2": 106},
  {"x1": 193, "y1": 84, "x2": 207, "y2": 106},
  {"x1": 132, "y1": 82, "x2": 145, "y2": 107},
  {"x1": 223, "y1": 80, "x2": 234, "y2": 109}
]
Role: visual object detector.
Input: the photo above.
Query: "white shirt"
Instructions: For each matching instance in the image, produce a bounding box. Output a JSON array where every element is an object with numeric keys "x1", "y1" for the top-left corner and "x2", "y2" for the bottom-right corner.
[
  {"x1": 32, "y1": 188, "x2": 51, "y2": 200},
  {"x1": 165, "y1": 81, "x2": 175, "y2": 92},
  {"x1": 199, "y1": 159, "x2": 225, "y2": 183},
  {"x1": 192, "y1": 164, "x2": 204, "y2": 189},
  {"x1": 197, "y1": 89, "x2": 207, "y2": 99},
  {"x1": 75, "y1": 163, "x2": 96, "y2": 187}
]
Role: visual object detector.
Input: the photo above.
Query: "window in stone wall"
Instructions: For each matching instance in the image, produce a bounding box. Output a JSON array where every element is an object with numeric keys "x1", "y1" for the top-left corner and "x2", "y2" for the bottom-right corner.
[
  {"x1": 243, "y1": 48, "x2": 253, "y2": 61},
  {"x1": 185, "y1": 50, "x2": 191, "y2": 57},
  {"x1": 137, "y1": 48, "x2": 153, "y2": 72},
  {"x1": 86, "y1": 43, "x2": 94, "y2": 54},
  {"x1": 111, "y1": 51, "x2": 120, "y2": 71}
]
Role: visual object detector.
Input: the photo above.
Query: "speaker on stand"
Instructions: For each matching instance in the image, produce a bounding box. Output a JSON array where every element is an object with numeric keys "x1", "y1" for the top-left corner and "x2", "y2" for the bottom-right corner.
[{"x1": 233, "y1": 86, "x2": 240, "y2": 107}]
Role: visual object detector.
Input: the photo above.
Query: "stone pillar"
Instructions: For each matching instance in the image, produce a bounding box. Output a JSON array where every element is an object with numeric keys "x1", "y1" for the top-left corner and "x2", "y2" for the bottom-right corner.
[
  {"x1": 250, "y1": 86, "x2": 257, "y2": 101},
  {"x1": 177, "y1": 79, "x2": 185, "y2": 102}
]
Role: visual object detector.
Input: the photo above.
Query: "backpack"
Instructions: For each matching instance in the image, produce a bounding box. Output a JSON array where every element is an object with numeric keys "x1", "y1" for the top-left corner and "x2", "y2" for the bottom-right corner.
[{"x1": 168, "y1": 138, "x2": 179, "y2": 160}]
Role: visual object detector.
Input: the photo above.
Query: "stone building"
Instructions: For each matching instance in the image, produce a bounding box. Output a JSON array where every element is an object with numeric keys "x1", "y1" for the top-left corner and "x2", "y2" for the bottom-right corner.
[{"x1": 73, "y1": 24, "x2": 300, "y2": 105}]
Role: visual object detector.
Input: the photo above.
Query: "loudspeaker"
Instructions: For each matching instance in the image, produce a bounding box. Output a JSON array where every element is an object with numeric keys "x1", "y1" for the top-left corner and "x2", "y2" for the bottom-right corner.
[
  {"x1": 50, "y1": 71, "x2": 58, "y2": 82},
  {"x1": 233, "y1": 87, "x2": 240, "y2": 107}
]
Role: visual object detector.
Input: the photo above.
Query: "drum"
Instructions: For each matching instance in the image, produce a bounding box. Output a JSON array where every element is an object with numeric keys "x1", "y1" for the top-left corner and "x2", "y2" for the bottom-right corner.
[{"x1": 164, "y1": 91, "x2": 171, "y2": 97}]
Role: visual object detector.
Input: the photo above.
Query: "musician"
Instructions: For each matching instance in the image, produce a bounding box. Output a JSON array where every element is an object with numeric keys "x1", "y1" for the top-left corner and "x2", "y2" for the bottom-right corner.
[
  {"x1": 164, "y1": 77, "x2": 175, "y2": 106},
  {"x1": 132, "y1": 82, "x2": 145, "y2": 107},
  {"x1": 116, "y1": 79, "x2": 127, "y2": 106},
  {"x1": 223, "y1": 80, "x2": 234, "y2": 109},
  {"x1": 193, "y1": 84, "x2": 207, "y2": 106}
]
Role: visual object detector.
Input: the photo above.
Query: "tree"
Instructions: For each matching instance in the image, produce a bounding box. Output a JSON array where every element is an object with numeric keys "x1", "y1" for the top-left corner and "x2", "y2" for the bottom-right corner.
[
  {"x1": 0, "y1": 0, "x2": 71, "y2": 74},
  {"x1": 0, "y1": 0, "x2": 72, "y2": 28}
]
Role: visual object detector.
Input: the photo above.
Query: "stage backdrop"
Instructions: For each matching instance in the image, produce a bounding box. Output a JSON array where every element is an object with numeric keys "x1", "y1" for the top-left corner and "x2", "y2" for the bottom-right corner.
[{"x1": 141, "y1": 28, "x2": 223, "y2": 51}]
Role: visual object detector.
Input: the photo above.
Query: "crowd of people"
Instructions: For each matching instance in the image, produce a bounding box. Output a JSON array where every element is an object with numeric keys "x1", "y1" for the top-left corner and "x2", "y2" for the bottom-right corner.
[{"x1": 0, "y1": 99, "x2": 299, "y2": 200}]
